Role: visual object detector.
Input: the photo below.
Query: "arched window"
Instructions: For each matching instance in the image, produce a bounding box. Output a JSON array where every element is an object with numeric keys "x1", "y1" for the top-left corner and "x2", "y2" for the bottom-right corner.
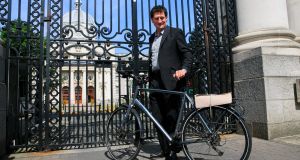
[
  {"x1": 88, "y1": 86, "x2": 95, "y2": 104},
  {"x1": 75, "y1": 86, "x2": 82, "y2": 104},
  {"x1": 62, "y1": 86, "x2": 69, "y2": 105}
]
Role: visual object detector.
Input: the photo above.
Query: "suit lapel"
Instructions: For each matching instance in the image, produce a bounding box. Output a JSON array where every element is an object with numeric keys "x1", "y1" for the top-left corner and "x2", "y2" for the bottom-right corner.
[
  {"x1": 159, "y1": 26, "x2": 170, "y2": 49},
  {"x1": 149, "y1": 33, "x2": 155, "y2": 44},
  {"x1": 149, "y1": 26, "x2": 169, "y2": 64},
  {"x1": 149, "y1": 33, "x2": 155, "y2": 59}
]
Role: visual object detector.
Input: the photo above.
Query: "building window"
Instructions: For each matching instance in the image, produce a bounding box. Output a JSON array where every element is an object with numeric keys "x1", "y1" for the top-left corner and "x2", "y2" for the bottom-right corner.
[
  {"x1": 88, "y1": 86, "x2": 95, "y2": 104},
  {"x1": 62, "y1": 86, "x2": 69, "y2": 105},
  {"x1": 75, "y1": 86, "x2": 82, "y2": 104}
]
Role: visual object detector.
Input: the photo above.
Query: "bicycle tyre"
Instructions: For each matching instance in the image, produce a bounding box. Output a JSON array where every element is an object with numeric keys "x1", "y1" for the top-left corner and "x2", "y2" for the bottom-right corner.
[
  {"x1": 182, "y1": 106, "x2": 252, "y2": 160},
  {"x1": 106, "y1": 106, "x2": 142, "y2": 160}
]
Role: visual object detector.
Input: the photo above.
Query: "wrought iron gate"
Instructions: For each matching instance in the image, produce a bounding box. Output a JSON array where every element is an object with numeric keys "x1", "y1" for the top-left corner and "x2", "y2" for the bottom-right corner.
[{"x1": 0, "y1": 0, "x2": 237, "y2": 151}]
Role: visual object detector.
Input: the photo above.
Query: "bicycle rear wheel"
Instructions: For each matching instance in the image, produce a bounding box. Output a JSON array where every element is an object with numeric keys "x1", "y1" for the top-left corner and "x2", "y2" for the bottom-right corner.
[
  {"x1": 182, "y1": 106, "x2": 252, "y2": 160},
  {"x1": 106, "y1": 106, "x2": 142, "y2": 160}
]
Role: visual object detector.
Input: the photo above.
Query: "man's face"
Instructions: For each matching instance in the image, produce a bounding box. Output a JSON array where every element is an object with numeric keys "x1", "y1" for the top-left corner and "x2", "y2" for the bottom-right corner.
[{"x1": 151, "y1": 11, "x2": 167, "y2": 32}]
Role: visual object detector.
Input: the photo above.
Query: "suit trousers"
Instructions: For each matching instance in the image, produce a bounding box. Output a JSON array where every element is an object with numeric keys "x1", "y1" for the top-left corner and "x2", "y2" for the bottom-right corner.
[{"x1": 149, "y1": 71, "x2": 182, "y2": 155}]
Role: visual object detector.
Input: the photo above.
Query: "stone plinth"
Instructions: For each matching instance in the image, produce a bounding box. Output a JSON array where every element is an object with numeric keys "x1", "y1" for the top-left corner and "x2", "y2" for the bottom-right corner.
[{"x1": 234, "y1": 47, "x2": 300, "y2": 139}]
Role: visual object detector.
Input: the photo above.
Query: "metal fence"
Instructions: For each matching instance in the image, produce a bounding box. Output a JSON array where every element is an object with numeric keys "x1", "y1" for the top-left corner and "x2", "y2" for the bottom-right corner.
[{"x1": 0, "y1": 0, "x2": 237, "y2": 152}]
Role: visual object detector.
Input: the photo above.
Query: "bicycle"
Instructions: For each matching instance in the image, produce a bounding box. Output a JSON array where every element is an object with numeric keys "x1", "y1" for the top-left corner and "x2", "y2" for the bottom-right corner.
[{"x1": 105, "y1": 71, "x2": 252, "y2": 160}]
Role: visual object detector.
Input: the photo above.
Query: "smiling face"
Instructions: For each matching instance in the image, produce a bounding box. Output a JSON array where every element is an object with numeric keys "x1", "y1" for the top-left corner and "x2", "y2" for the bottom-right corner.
[{"x1": 151, "y1": 11, "x2": 168, "y2": 33}]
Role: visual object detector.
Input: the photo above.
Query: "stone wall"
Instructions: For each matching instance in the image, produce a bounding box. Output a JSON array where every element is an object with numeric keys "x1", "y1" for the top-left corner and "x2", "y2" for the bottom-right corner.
[{"x1": 234, "y1": 46, "x2": 300, "y2": 139}]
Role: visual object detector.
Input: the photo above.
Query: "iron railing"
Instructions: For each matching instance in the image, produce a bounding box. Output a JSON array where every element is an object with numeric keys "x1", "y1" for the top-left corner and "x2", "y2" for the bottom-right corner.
[{"x1": 0, "y1": 0, "x2": 237, "y2": 152}]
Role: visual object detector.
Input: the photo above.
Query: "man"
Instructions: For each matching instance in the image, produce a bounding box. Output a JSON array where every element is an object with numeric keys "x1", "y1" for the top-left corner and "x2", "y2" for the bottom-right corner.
[{"x1": 149, "y1": 5, "x2": 192, "y2": 160}]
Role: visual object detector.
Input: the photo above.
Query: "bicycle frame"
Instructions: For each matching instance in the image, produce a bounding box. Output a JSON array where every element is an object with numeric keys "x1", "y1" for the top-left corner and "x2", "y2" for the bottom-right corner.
[
  {"x1": 106, "y1": 70, "x2": 251, "y2": 160},
  {"x1": 124, "y1": 86, "x2": 213, "y2": 143}
]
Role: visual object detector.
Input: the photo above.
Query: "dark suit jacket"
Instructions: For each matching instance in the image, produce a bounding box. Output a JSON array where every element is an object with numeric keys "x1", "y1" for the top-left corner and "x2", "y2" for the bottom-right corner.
[{"x1": 149, "y1": 26, "x2": 192, "y2": 90}]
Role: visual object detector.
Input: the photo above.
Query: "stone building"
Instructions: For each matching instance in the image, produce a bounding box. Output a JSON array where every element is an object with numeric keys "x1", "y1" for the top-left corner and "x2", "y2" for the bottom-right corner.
[{"x1": 58, "y1": 1, "x2": 127, "y2": 106}]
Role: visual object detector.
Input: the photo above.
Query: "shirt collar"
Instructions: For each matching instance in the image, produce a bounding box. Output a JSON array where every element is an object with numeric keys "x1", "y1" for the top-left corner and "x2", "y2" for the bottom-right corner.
[{"x1": 155, "y1": 29, "x2": 165, "y2": 37}]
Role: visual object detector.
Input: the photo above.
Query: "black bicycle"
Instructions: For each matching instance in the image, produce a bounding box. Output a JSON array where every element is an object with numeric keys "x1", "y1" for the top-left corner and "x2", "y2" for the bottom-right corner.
[{"x1": 105, "y1": 71, "x2": 252, "y2": 160}]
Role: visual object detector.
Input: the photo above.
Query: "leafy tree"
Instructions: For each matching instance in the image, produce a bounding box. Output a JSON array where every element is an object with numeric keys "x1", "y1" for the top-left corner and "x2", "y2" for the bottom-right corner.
[{"x1": 0, "y1": 20, "x2": 46, "y2": 57}]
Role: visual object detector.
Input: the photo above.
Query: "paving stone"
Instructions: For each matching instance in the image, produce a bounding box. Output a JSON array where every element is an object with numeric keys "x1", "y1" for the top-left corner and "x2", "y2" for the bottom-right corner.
[{"x1": 4, "y1": 135, "x2": 300, "y2": 160}]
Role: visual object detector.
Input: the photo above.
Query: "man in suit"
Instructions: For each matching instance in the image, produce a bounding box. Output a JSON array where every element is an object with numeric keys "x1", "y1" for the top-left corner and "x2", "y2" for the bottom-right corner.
[{"x1": 149, "y1": 5, "x2": 192, "y2": 160}]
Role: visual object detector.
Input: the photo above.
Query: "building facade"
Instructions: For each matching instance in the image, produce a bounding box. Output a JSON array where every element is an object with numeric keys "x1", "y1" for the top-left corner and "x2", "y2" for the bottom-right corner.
[{"x1": 59, "y1": 1, "x2": 128, "y2": 107}]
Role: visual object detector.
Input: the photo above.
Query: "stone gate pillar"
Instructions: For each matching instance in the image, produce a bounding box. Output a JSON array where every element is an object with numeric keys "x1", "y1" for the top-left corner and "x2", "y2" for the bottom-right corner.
[
  {"x1": 233, "y1": 0, "x2": 300, "y2": 139},
  {"x1": 287, "y1": 0, "x2": 300, "y2": 43}
]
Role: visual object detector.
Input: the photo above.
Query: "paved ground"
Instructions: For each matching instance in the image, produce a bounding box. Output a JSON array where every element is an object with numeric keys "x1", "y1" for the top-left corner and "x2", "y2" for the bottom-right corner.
[{"x1": 2, "y1": 135, "x2": 300, "y2": 160}]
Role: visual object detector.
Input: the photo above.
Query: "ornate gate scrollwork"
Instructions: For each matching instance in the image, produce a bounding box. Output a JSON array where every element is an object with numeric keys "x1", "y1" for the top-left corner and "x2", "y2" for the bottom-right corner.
[{"x1": 0, "y1": 0, "x2": 237, "y2": 151}]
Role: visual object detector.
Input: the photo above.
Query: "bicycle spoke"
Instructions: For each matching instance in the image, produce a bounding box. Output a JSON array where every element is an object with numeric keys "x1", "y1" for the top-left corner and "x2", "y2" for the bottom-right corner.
[
  {"x1": 182, "y1": 107, "x2": 252, "y2": 160},
  {"x1": 106, "y1": 107, "x2": 142, "y2": 160}
]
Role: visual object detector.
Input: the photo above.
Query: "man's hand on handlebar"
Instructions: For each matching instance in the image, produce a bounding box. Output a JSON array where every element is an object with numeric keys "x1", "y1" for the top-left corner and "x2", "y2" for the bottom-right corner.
[{"x1": 173, "y1": 69, "x2": 187, "y2": 80}]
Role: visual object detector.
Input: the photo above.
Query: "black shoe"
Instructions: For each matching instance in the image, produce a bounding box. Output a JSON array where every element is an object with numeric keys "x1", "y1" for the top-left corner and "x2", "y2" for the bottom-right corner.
[
  {"x1": 170, "y1": 152, "x2": 178, "y2": 160},
  {"x1": 170, "y1": 143, "x2": 183, "y2": 153},
  {"x1": 165, "y1": 152, "x2": 178, "y2": 160}
]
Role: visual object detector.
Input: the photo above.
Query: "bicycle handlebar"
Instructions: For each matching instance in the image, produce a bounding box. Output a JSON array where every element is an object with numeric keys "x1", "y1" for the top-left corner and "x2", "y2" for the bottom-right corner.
[{"x1": 117, "y1": 70, "x2": 149, "y2": 85}]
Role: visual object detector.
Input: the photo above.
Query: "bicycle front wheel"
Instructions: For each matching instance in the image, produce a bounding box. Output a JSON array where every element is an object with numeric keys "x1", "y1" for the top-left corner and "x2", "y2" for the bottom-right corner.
[
  {"x1": 182, "y1": 106, "x2": 252, "y2": 160},
  {"x1": 106, "y1": 106, "x2": 142, "y2": 160}
]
